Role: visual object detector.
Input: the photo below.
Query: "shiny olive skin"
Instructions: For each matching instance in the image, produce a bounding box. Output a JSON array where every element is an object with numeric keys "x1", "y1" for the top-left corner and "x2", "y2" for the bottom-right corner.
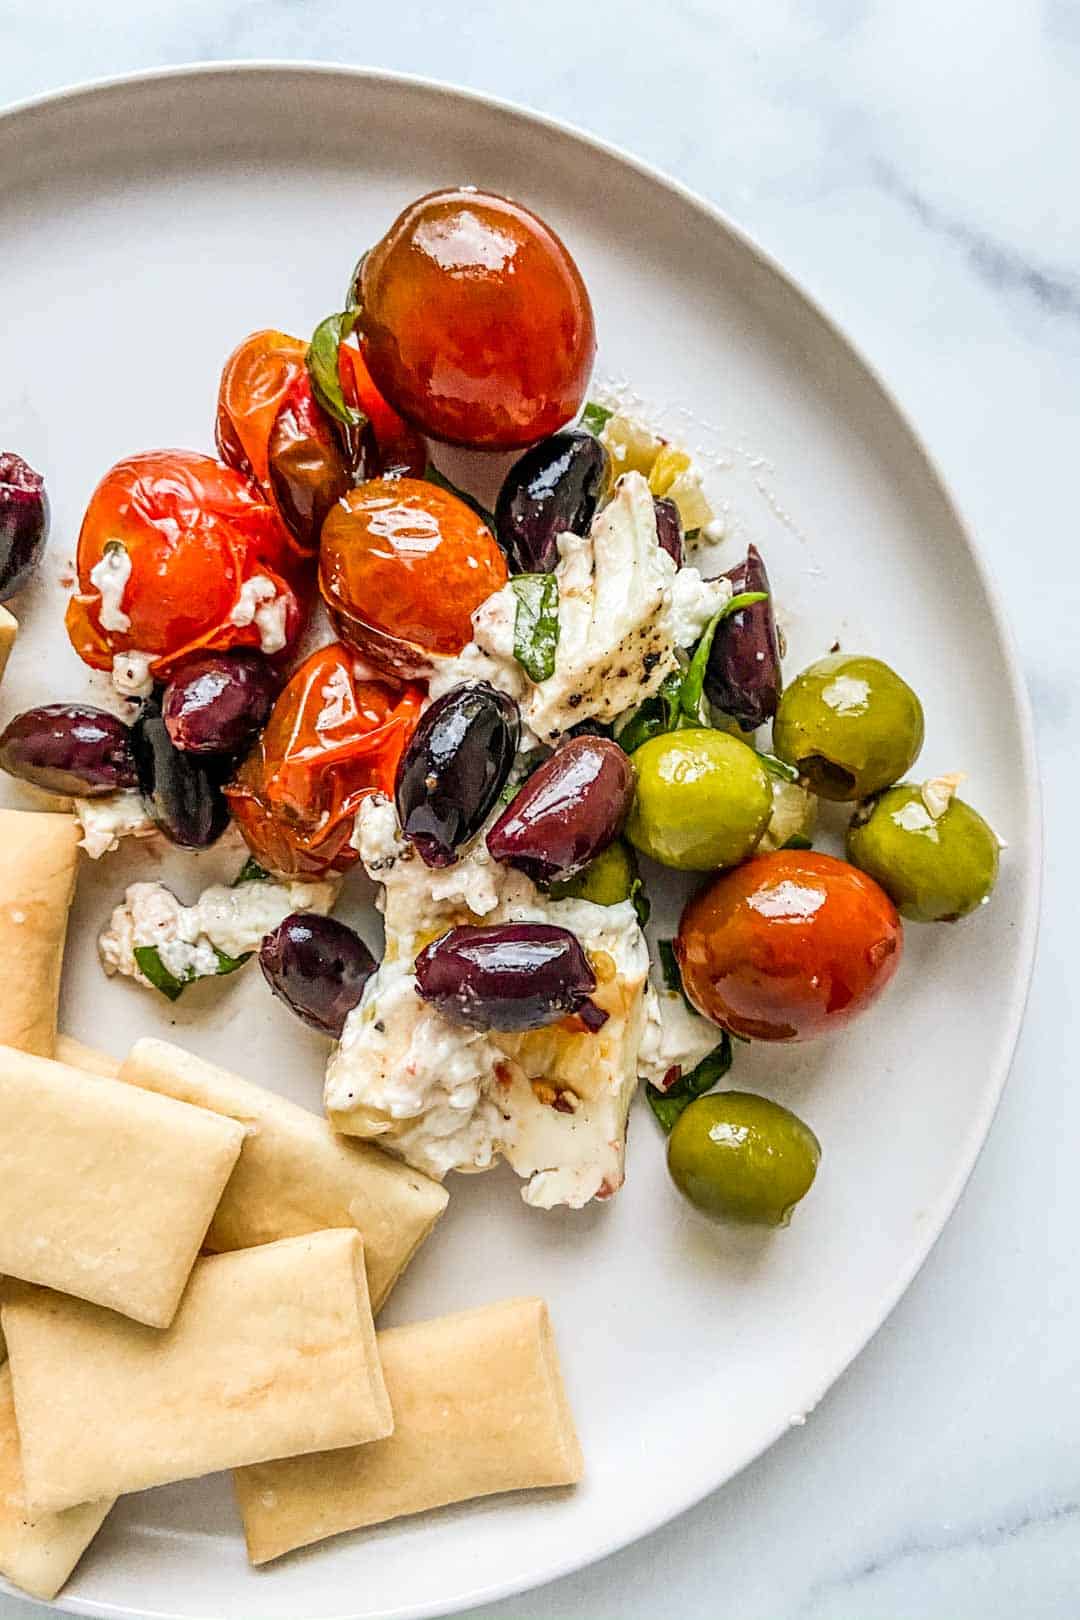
[
  {"x1": 772, "y1": 654, "x2": 924, "y2": 801},
  {"x1": 131, "y1": 705, "x2": 230, "y2": 848},
  {"x1": 704, "y1": 544, "x2": 781, "y2": 730},
  {"x1": 162, "y1": 651, "x2": 278, "y2": 756},
  {"x1": 414, "y1": 922, "x2": 599, "y2": 1032},
  {"x1": 0, "y1": 453, "x2": 48, "y2": 600},
  {"x1": 495, "y1": 431, "x2": 612, "y2": 574},
  {"x1": 549, "y1": 838, "x2": 639, "y2": 906},
  {"x1": 259, "y1": 913, "x2": 376, "y2": 1037},
  {"x1": 395, "y1": 682, "x2": 520, "y2": 867},
  {"x1": 487, "y1": 735, "x2": 634, "y2": 884},
  {"x1": 626, "y1": 729, "x2": 771, "y2": 872},
  {"x1": 846, "y1": 783, "x2": 1000, "y2": 922},
  {"x1": 653, "y1": 496, "x2": 684, "y2": 567},
  {"x1": 0, "y1": 703, "x2": 137, "y2": 796},
  {"x1": 667, "y1": 1091, "x2": 821, "y2": 1226}
]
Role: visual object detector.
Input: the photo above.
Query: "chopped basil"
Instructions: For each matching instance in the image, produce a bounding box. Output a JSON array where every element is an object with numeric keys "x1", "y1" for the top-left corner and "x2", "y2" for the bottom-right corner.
[
  {"x1": 306, "y1": 311, "x2": 362, "y2": 428},
  {"x1": 629, "y1": 875, "x2": 651, "y2": 927},
  {"x1": 756, "y1": 750, "x2": 800, "y2": 783},
  {"x1": 581, "y1": 401, "x2": 613, "y2": 435},
  {"x1": 423, "y1": 463, "x2": 496, "y2": 528},
  {"x1": 679, "y1": 591, "x2": 769, "y2": 726},
  {"x1": 616, "y1": 672, "x2": 685, "y2": 755},
  {"x1": 782, "y1": 833, "x2": 814, "y2": 850},
  {"x1": 511, "y1": 573, "x2": 560, "y2": 683},
  {"x1": 212, "y1": 946, "x2": 252, "y2": 976},
  {"x1": 232, "y1": 856, "x2": 271, "y2": 886},
  {"x1": 133, "y1": 943, "x2": 251, "y2": 1002},
  {"x1": 658, "y1": 939, "x2": 682, "y2": 993},
  {"x1": 646, "y1": 1034, "x2": 734, "y2": 1132}
]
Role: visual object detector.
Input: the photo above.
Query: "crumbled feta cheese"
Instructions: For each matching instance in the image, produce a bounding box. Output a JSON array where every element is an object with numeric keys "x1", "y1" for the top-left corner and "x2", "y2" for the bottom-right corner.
[
  {"x1": 758, "y1": 777, "x2": 818, "y2": 853},
  {"x1": 88, "y1": 543, "x2": 132, "y2": 632},
  {"x1": 99, "y1": 874, "x2": 338, "y2": 992},
  {"x1": 639, "y1": 988, "x2": 723, "y2": 1086},
  {"x1": 230, "y1": 576, "x2": 288, "y2": 654},
  {"x1": 111, "y1": 650, "x2": 154, "y2": 697},
  {"x1": 74, "y1": 791, "x2": 155, "y2": 859}
]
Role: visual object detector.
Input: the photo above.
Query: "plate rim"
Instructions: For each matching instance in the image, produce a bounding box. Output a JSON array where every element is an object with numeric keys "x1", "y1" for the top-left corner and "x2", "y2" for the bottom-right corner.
[{"x1": 0, "y1": 60, "x2": 1043, "y2": 1620}]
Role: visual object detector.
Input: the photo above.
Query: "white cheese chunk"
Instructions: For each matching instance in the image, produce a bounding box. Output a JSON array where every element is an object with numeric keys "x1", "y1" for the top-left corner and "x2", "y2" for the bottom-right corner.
[
  {"x1": 229, "y1": 576, "x2": 288, "y2": 654},
  {"x1": 111, "y1": 650, "x2": 154, "y2": 697},
  {"x1": 74, "y1": 791, "x2": 156, "y2": 859},
  {"x1": 88, "y1": 543, "x2": 132, "y2": 632},
  {"x1": 639, "y1": 988, "x2": 724, "y2": 1086}
]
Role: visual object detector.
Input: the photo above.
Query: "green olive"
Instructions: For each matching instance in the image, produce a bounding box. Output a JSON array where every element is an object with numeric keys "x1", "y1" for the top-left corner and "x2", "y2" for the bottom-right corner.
[
  {"x1": 667, "y1": 1091, "x2": 821, "y2": 1226},
  {"x1": 549, "y1": 839, "x2": 639, "y2": 906},
  {"x1": 772, "y1": 654, "x2": 924, "y2": 801},
  {"x1": 846, "y1": 780, "x2": 1000, "y2": 921},
  {"x1": 626, "y1": 729, "x2": 771, "y2": 872}
]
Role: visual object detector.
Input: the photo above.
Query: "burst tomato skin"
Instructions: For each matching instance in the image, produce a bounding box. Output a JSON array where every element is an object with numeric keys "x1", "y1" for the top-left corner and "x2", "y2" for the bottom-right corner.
[
  {"x1": 319, "y1": 477, "x2": 508, "y2": 680},
  {"x1": 338, "y1": 342, "x2": 426, "y2": 478},
  {"x1": 675, "y1": 850, "x2": 903, "y2": 1043},
  {"x1": 355, "y1": 188, "x2": 596, "y2": 449},
  {"x1": 65, "y1": 450, "x2": 303, "y2": 682},
  {"x1": 225, "y1": 641, "x2": 422, "y2": 878}
]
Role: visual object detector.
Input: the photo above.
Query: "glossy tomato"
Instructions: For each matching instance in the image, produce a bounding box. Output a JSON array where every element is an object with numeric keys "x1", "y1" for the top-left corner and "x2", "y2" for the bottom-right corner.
[
  {"x1": 338, "y1": 341, "x2": 426, "y2": 478},
  {"x1": 676, "y1": 850, "x2": 903, "y2": 1042},
  {"x1": 226, "y1": 641, "x2": 422, "y2": 877},
  {"x1": 65, "y1": 451, "x2": 304, "y2": 683},
  {"x1": 320, "y1": 477, "x2": 508, "y2": 679},
  {"x1": 216, "y1": 329, "x2": 352, "y2": 560},
  {"x1": 353, "y1": 188, "x2": 595, "y2": 449}
]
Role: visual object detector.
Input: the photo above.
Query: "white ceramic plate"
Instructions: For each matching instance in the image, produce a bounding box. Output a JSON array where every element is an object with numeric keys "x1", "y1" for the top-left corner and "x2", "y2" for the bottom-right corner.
[{"x1": 0, "y1": 65, "x2": 1039, "y2": 1620}]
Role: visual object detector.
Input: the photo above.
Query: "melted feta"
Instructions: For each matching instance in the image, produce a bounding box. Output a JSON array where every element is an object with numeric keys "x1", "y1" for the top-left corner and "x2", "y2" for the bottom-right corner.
[
  {"x1": 111, "y1": 650, "x2": 154, "y2": 698},
  {"x1": 88, "y1": 544, "x2": 132, "y2": 632},
  {"x1": 74, "y1": 791, "x2": 155, "y2": 859},
  {"x1": 639, "y1": 988, "x2": 724, "y2": 1086},
  {"x1": 230, "y1": 576, "x2": 288, "y2": 654}
]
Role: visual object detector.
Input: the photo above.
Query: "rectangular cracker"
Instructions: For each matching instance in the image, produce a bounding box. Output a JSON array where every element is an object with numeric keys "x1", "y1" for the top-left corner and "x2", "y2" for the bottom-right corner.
[
  {"x1": 119, "y1": 1038, "x2": 448, "y2": 1312},
  {"x1": 53, "y1": 1035, "x2": 121, "y2": 1077},
  {"x1": 0, "y1": 1045, "x2": 245, "y2": 1327},
  {"x1": 234, "y1": 1297, "x2": 583, "y2": 1564},
  {"x1": 0, "y1": 809, "x2": 79, "y2": 1057},
  {"x1": 5, "y1": 1230, "x2": 393, "y2": 1514},
  {"x1": 0, "y1": 1364, "x2": 112, "y2": 1600}
]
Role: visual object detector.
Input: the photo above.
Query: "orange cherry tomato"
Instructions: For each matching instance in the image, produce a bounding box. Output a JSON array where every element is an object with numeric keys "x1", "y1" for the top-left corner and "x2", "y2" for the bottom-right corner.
[
  {"x1": 676, "y1": 850, "x2": 903, "y2": 1043},
  {"x1": 338, "y1": 341, "x2": 426, "y2": 478},
  {"x1": 354, "y1": 188, "x2": 595, "y2": 449},
  {"x1": 216, "y1": 329, "x2": 351, "y2": 560},
  {"x1": 226, "y1": 641, "x2": 422, "y2": 877},
  {"x1": 65, "y1": 450, "x2": 304, "y2": 682},
  {"x1": 319, "y1": 477, "x2": 509, "y2": 679}
]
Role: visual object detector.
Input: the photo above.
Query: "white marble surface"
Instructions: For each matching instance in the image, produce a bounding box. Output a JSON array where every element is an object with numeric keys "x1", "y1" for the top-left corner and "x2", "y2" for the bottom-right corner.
[{"x1": 0, "y1": 2, "x2": 1073, "y2": 1616}]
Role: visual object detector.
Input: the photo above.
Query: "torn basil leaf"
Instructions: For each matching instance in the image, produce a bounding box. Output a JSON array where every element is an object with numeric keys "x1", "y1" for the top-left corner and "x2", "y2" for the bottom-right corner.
[
  {"x1": 511, "y1": 573, "x2": 560, "y2": 683},
  {"x1": 629, "y1": 875, "x2": 651, "y2": 927},
  {"x1": 232, "y1": 856, "x2": 271, "y2": 886},
  {"x1": 646, "y1": 1034, "x2": 734, "y2": 1132},
  {"x1": 307, "y1": 311, "x2": 362, "y2": 428},
  {"x1": 581, "y1": 401, "x2": 613, "y2": 435},
  {"x1": 680, "y1": 592, "x2": 769, "y2": 726},
  {"x1": 616, "y1": 672, "x2": 684, "y2": 755},
  {"x1": 133, "y1": 943, "x2": 252, "y2": 1002},
  {"x1": 658, "y1": 939, "x2": 682, "y2": 993}
]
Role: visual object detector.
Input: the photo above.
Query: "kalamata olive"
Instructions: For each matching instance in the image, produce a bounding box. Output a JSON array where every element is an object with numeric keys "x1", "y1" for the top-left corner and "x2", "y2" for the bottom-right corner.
[
  {"x1": 0, "y1": 453, "x2": 48, "y2": 600},
  {"x1": 487, "y1": 735, "x2": 635, "y2": 884},
  {"x1": 0, "y1": 703, "x2": 137, "y2": 796},
  {"x1": 131, "y1": 704, "x2": 230, "y2": 847},
  {"x1": 259, "y1": 913, "x2": 376, "y2": 1038},
  {"x1": 395, "y1": 683, "x2": 519, "y2": 867},
  {"x1": 704, "y1": 544, "x2": 781, "y2": 730},
  {"x1": 495, "y1": 431, "x2": 611, "y2": 574},
  {"x1": 653, "y1": 496, "x2": 684, "y2": 567},
  {"x1": 162, "y1": 651, "x2": 278, "y2": 756},
  {"x1": 415, "y1": 922, "x2": 601, "y2": 1032}
]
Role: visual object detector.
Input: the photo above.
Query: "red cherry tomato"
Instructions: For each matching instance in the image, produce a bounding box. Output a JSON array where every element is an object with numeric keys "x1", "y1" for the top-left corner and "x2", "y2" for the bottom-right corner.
[
  {"x1": 354, "y1": 188, "x2": 596, "y2": 449},
  {"x1": 338, "y1": 341, "x2": 427, "y2": 478},
  {"x1": 65, "y1": 450, "x2": 304, "y2": 682},
  {"x1": 676, "y1": 851, "x2": 903, "y2": 1043},
  {"x1": 225, "y1": 641, "x2": 422, "y2": 878},
  {"x1": 215, "y1": 329, "x2": 351, "y2": 560},
  {"x1": 319, "y1": 477, "x2": 508, "y2": 679}
]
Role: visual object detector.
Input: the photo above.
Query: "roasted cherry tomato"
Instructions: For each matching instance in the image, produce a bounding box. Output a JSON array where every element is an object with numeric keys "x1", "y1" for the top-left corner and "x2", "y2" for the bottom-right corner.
[
  {"x1": 320, "y1": 477, "x2": 509, "y2": 679},
  {"x1": 65, "y1": 451, "x2": 303, "y2": 683},
  {"x1": 338, "y1": 341, "x2": 426, "y2": 478},
  {"x1": 215, "y1": 329, "x2": 352, "y2": 560},
  {"x1": 226, "y1": 641, "x2": 422, "y2": 877},
  {"x1": 352, "y1": 188, "x2": 595, "y2": 449},
  {"x1": 676, "y1": 850, "x2": 902, "y2": 1043}
]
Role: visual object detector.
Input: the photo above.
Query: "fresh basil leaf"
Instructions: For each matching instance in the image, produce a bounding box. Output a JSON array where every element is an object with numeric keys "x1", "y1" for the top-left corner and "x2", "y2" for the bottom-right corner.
[
  {"x1": 629, "y1": 875, "x2": 651, "y2": 927},
  {"x1": 616, "y1": 672, "x2": 684, "y2": 755},
  {"x1": 756, "y1": 750, "x2": 799, "y2": 783},
  {"x1": 423, "y1": 463, "x2": 496, "y2": 528},
  {"x1": 212, "y1": 946, "x2": 252, "y2": 977},
  {"x1": 646, "y1": 1033, "x2": 734, "y2": 1132},
  {"x1": 680, "y1": 592, "x2": 769, "y2": 726},
  {"x1": 658, "y1": 939, "x2": 682, "y2": 993},
  {"x1": 307, "y1": 311, "x2": 362, "y2": 428},
  {"x1": 232, "y1": 856, "x2": 271, "y2": 886},
  {"x1": 133, "y1": 945, "x2": 186, "y2": 1002},
  {"x1": 581, "y1": 401, "x2": 613, "y2": 435},
  {"x1": 782, "y1": 833, "x2": 814, "y2": 851},
  {"x1": 511, "y1": 574, "x2": 560, "y2": 683}
]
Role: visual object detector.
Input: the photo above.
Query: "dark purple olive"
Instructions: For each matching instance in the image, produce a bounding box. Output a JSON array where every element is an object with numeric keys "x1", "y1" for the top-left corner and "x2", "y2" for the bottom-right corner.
[
  {"x1": 486, "y1": 735, "x2": 634, "y2": 885},
  {"x1": 495, "y1": 431, "x2": 611, "y2": 574},
  {"x1": 0, "y1": 704, "x2": 137, "y2": 797},
  {"x1": 0, "y1": 453, "x2": 48, "y2": 600},
  {"x1": 131, "y1": 704, "x2": 230, "y2": 847},
  {"x1": 704, "y1": 544, "x2": 782, "y2": 730},
  {"x1": 260, "y1": 913, "x2": 375, "y2": 1038},
  {"x1": 653, "y1": 496, "x2": 684, "y2": 568},
  {"x1": 395, "y1": 683, "x2": 520, "y2": 867},
  {"x1": 162, "y1": 651, "x2": 278, "y2": 756},
  {"x1": 414, "y1": 923, "x2": 604, "y2": 1033}
]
